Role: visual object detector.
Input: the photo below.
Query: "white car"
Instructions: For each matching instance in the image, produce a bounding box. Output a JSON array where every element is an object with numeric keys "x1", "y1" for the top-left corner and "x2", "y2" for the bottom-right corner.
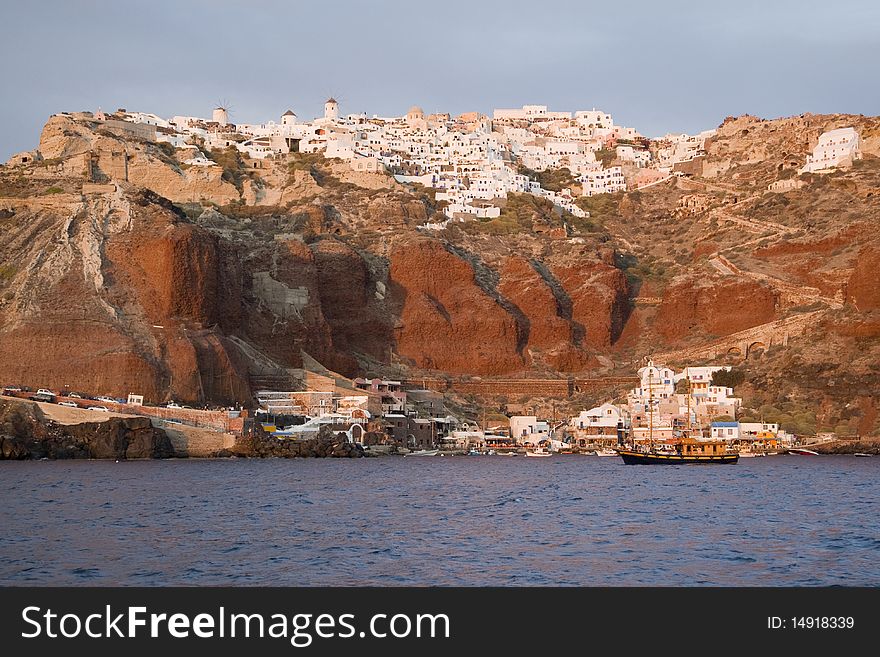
[
  {"x1": 58, "y1": 401, "x2": 79, "y2": 408},
  {"x1": 68, "y1": 393, "x2": 82, "y2": 399},
  {"x1": 165, "y1": 401, "x2": 182, "y2": 408},
  {"x1": 96, "y1": 396, "x2": 117, "y2": 404},
  {"x1": 86, "y1": 406, "x2": 109, "y2": 412},
  {"x1": 37, "y1": 389, "x2": 55, "y2": 396}
]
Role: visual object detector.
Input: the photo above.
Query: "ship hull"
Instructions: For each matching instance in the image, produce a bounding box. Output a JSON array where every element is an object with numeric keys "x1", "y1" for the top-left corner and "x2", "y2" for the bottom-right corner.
[{"x1": 617, "y1": 450, "x2": 739, "y2": 465}]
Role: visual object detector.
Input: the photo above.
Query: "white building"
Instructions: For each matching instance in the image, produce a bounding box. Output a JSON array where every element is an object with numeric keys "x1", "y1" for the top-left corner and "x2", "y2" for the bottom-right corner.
[
  {"x1": 125, "y1": 112, "x2": 170, "y2": 128},
  {"x1": 677, "y1": 365, "x2": 729, "y2": 395},
  {"x1": 800, "y1": 127, "x2": 861, "y2": 173},
  {"x1": 581, "y1": 166, "x2": 625, "y2": 196},
  {"x1": 616, "y1": 145, "x2": 651, "y2": 167},
  {"x1": 509, "y1": 415, "x2": 551, "y2": 444},
  {"x1": 493, "y1": 104, "x2": 571, "y2": 121},
  {"x1": 569, "y1": 403, "x2": 627, "y2": 445},
  {"x1": 710, "y1": 421, "x2": 740, "y2": 441},
  {"x1": 575, "y1": 109, "x2": 613, "y2": 130},
  {"x1": 739, "y1": 422, "x2": 780, "y2": 439}
]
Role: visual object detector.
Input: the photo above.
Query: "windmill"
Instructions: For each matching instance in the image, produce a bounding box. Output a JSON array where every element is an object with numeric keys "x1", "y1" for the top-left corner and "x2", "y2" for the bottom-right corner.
[{"x1": 212, "y1": 98, "x2": 234, "y2": 126}]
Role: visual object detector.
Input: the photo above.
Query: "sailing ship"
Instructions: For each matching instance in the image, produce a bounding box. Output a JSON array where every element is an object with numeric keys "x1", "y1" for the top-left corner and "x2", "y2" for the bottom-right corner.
[{"x1": 617, "y1": 363, "x2": 739, "y2": 465}]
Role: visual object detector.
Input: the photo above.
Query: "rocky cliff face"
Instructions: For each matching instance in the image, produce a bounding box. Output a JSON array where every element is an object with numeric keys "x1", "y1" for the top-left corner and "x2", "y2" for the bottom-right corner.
[
  {"x1": 496, "y1": 255, "x2": 594, "y2": 371},
  {"x1": 389, "y1": 239, "x2": 525, "y2": 374},
  {"x1": 847, "y1": 245, "x2": 880, "y2": 312},
  {"x1": 0, "y1": 186, "x2": 252, "y2": 403},
  {"x1": 2, "y1": 110, "x2": 879, "y2": 429},
  {"x1": 655, "y1": 277, "x2": 779, "y2": 341}
]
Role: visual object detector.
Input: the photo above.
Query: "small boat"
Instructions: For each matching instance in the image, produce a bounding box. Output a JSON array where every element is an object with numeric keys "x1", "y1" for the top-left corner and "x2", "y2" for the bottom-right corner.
[
  {"x1": 594, "y1": 448, "x2": 618, "y2": 457},
  {"x1": 854, "y1": 452, "x2": 873, "y2": 457},
  {"x1": 738, "y1": 450, "x2": 765, "y2": 458},
  {"x1": 525, "y1": 447, "x2": 552, "y2": 458},
  {"x1": 788, "y1": 448, "x2": 819, "y2": 456},
  {"x1": 406, "y1": 449, "x2": 439, "y2": 457}
]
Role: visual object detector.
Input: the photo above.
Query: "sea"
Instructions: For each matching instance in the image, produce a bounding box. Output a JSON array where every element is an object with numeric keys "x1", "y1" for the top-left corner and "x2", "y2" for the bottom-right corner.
[{"x1": 1, "y1": 455, "x2": 878, "y2": 586}]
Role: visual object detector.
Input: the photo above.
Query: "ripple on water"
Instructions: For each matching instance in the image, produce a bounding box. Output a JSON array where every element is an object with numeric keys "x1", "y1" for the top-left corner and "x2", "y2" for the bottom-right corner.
[{"x1": 0, "y1": 457, "x2": 879, "y2": 586}]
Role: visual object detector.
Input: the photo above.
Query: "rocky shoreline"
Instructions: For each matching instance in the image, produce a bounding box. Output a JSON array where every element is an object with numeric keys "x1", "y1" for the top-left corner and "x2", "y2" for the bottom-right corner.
[
  {"x1": 0, "y1": 398, "x2": 367, "y2": 460},
  {"x1": 811, "y1": 438, "x2": 880, "y2": 455},
  {"x1": 228, "y1": 425, "x2": 365, "y2": 458},
  {"x1": 0, "y1": 399, "x2": 173, "y2": 459}
]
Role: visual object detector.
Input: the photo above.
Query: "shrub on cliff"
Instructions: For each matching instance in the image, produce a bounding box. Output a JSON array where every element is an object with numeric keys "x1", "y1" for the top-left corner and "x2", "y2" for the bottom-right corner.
[
  {"x1": 206, "y1": 146, "x2": 250, "y2": 192},
  {"x1": 711, "y1": 368, "x2": 746, "y2": 389},
  {"x1": 575, "y1": 193, "x2": 620, "y2": 219},
  {"x1": 517, "y1": 165, "x2": 578, "y2": 193}
]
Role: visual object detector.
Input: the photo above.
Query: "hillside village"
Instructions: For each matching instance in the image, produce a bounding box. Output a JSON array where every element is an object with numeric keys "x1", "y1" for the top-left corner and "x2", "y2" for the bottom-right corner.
[
  {"x1": 10, "y1": 99, "x2": 858, "y2": 227},
  {"x1": 0, "y1": 95, "x2": 878, "y2": 457}
]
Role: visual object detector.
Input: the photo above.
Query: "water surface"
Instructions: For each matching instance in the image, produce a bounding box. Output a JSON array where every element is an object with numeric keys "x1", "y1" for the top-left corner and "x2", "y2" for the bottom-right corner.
[{"x1": 1, "y1": 456, "x2": 878, "y2": 585}]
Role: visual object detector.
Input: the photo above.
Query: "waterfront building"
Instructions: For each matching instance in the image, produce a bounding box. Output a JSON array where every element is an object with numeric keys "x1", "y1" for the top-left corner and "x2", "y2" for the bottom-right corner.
[
  {"x1": 354, "y1": 378, "x2": 406, "y2": 414},
  {"x1": 710, "y1": 421, "x2": 741, "y2": 441},
  {"x1": 509, "y1": 415, "x2": 551, "y2": 445},
  {"x1": 569, "y1": 403, "x2": 628, "y2": 447}
]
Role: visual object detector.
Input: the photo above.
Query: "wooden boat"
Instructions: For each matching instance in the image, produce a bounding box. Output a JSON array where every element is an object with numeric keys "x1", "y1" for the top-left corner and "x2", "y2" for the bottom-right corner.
[
  {"x1": 617, "y1": 438, "x2": 739, "y2": 465},
  {"x1": 787, "y1": 448, "x2": 819, "y2": 456},
  {"x1": 525, "y1": 447, "x2": 552, "y2": 457}
]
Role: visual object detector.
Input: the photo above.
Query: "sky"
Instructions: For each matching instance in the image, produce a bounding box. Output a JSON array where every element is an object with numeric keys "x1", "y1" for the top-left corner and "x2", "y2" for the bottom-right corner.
[{"x1": 1, "y1": 0, "x2": 879, "y2": 159}]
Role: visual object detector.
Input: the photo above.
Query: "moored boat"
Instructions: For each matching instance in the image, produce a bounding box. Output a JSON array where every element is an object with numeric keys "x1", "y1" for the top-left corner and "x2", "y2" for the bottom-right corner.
[
  {"x1": 525, "y1": 447, "x2": 552, "y2": 457},
  {"x1": 617, "y1": 365, "x2": 737, "y2": 464},
  {"x1": 406, "y1": 449, "x2": 439, "y2": 457},
  {"x1": 617, "y1": 438, "x2": 739, "y2": 465},
  {"x1": 594, "y1": 448, "x2": 618, "y2": 457},
  {"x1": 787, "y1": 448, "x2": 819, "y2": 456},
  {"x1": 853, "y1": 452, "x2": 872, "y2": 457}
]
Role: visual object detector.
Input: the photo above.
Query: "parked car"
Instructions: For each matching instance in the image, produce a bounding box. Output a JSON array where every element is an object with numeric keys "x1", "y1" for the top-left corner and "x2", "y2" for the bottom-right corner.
[
  {"x1": 96, "y1": 396, "x2": 116, "y2": 404},
  {"x1": 86, "y1": 406, "x2": 109, "y2": 412},
  {"x1": 37, "y1": 389, "x2": 56, "y2": 396},
  {"x1": 165, "y1": 401, "x2": 182, "y2": 409},
  {"x1": 2, "y1": 386, "x2": 22, "y2": 395},
  {"x1": 68, "y1": 393, "x2": 82, "y2": 399},
  {"x1": 58, "y1": 401, "x2": 79, "y2": 408}
]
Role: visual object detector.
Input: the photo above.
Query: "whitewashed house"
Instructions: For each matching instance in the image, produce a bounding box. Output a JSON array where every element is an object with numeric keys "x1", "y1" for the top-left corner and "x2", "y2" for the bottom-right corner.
[
  {"x1": 581, "y1": 165, "x2": 625, "y2": 196},
  {"x1": 800, "y1": 127, "x2": 861, "y2": 173}
]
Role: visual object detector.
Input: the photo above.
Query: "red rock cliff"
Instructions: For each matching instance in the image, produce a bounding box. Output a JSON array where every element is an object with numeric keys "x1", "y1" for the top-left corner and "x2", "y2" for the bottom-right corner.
[{"x1": 389, "y1": 239, "x2": 524, "y2": 374}]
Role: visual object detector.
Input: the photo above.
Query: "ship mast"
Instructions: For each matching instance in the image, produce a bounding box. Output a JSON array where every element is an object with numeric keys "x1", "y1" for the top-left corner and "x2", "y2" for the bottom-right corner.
[
  {"x1": 648, "y1": 365, "x2": 654, "y2": 449},
  {"x1": 686, "y1": 369, "x2": 692, "y2": 439}
]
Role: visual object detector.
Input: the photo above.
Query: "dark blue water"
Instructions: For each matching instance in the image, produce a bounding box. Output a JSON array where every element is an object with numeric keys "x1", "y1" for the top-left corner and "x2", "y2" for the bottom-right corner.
[{"x1": 1, "y1": 456, "x2": 878, "y2": 586}]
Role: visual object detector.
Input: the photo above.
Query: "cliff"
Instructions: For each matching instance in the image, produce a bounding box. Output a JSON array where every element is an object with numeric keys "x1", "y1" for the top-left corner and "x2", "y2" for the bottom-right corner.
[{"x1": 1, "y1": 110, "x2": 879, "y2": 435}]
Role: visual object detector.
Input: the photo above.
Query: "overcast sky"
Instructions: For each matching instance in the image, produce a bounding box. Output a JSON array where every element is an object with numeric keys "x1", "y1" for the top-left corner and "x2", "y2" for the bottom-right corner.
[{"x1": 1, "y1": 0, "x2": 878, "y2": 158}]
